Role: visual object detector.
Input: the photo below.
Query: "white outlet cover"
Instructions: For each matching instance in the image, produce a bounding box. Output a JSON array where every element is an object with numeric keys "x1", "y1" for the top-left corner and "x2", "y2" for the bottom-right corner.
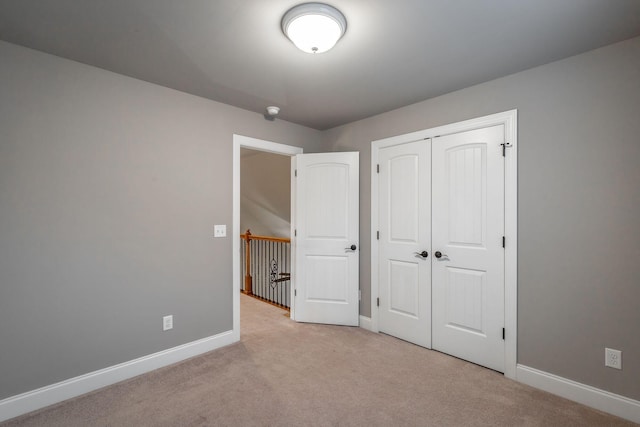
[
  {"x1": 214, "y1": 224, "x2": 226, "y2": 237},
  {"x1": 605, "y1": 348, "x2": 622, "y2": 369}
]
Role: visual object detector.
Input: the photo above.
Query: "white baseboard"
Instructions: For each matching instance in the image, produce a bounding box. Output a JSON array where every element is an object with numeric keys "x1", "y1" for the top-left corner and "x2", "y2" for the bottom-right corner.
[
  {"x1": 0, "y1": 330, "x2": 236, "y2": 423},
  {"x1": 517, "y1": 364, "x2": 640, "y2": 424},
  {"x1": 359, "y1": 315, "x2": 373, "y2": 332}
]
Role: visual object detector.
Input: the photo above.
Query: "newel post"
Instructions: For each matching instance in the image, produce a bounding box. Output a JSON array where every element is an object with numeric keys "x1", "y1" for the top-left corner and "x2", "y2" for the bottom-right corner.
[{"x1": 244, "y1": 229, "x2": 253, "y2": 295}]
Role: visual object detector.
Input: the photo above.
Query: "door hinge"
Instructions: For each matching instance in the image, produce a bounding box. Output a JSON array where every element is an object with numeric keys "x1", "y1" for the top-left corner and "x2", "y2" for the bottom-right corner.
[
  {"x1": 295, "y1": 169, "x2": 297, "y2": 177},
  {"x1": 294, "y1": 229, "x2": 297, "y2": 237},
  {"x1": 502, "y1": 236, "x2": 505, "y2": 248},
  {"x1": 358, "y1": 290, "x2": 361, "y2": 301},
  {"x1": 501, "y1": 142, "x2": 512, "y2": 157},
  {"x1": 377, "y1": 230, "x2": 380, "y2": 240},
  {"x1": 377, "y1": 297, "x2": 380, "y2": 307},
  {"x1": 377, "y1": 164, "x2": 380, "y2": 173},
  {"x1": 502, "y1": 328, "x2": 505, "y2": 340},
  {"x1": 294, "y1": 289, "x2": 297, "y2": 297}
]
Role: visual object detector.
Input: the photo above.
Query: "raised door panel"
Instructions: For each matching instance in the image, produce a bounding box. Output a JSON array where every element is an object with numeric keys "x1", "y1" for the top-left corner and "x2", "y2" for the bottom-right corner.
[
  {"x1": 388, "y1": 260, "x2": 420, "y2": 319},
  {"x1": 447, "y1": 145, "x2": 486, "y2": 247},
  {"x1": 389, "y1": 155, "x2": 419, "y2": 243},
  {"x1": 305, "y1": 164, "x2": 349, "y2": 239},
  {"x1": 304, "y1": 255, "x2": 348, "y2": 303},
  {"x1": 444, "y1": 267, "x2": 486, "y2": 335}
]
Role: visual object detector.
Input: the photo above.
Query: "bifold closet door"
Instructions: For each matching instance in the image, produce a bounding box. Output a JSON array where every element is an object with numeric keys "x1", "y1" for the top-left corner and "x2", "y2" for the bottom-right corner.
[{"x1": 376, "y1": 125, "x2": 505, "y2": 372}]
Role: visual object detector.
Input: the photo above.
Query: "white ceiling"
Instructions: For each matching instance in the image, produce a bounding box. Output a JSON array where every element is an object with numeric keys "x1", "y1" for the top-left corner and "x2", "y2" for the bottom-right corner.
[{"x1": 1, "y1": 0, "x2": 640, "y2": 130}]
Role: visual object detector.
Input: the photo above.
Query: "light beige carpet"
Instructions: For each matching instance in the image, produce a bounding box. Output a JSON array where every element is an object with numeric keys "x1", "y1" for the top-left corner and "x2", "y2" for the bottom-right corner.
[{"x1": 2, "y1": 294, "x2": 636, "y2": 426}]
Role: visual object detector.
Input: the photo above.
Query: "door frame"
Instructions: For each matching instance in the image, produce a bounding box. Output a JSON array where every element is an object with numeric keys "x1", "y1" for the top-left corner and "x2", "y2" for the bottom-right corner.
[
  {"x1": 370, "y1": 110, "x2": 518, "y2": 379},
  {"x1": 232, "y1": 134, "x2": 303, "y2": 341}
]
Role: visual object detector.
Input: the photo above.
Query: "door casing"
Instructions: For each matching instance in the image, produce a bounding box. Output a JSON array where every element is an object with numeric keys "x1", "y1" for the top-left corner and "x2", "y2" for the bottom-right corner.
[
  {"x1": 370, "y1": 110, "x2": 518, "y2": 379},
  {"x1": 233, "y1": 137, "x2": 361, "y2": 335},
  {"x1": 232, "y1": 135, "x2": 303, "y2": 341}
]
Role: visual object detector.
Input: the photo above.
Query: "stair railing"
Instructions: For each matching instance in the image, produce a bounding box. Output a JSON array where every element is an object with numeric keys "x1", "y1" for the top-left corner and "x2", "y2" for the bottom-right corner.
[{"x1": 240, "y1": 229, "x2": 291, "y2": 309}]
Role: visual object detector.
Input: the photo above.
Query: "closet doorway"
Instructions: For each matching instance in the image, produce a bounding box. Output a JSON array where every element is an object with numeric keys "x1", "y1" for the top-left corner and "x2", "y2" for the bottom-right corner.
[{"x1": 371, "y1": 111, "x2": 517, "y2": 378}]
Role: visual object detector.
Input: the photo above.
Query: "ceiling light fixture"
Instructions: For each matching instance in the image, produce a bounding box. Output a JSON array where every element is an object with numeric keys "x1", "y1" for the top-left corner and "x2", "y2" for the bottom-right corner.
[{"x1": 282, "y1": 3, "x2": 347, "y2": 54}]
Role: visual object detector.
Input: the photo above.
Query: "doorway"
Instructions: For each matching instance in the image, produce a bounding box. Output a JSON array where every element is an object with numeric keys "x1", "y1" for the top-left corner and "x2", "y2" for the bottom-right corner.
[
  {"x1": 233, "y1": 136, "x2": 361, "y2": 340},
  {"x1": 371, "y1": 110, "x2": 518, "y2": 379},
  {"x1": 240, "y1": 148, "x2": 293, "y2": 309},
  {"x1": 232, "y1": 135, "x2": 302, "y2": 342}
]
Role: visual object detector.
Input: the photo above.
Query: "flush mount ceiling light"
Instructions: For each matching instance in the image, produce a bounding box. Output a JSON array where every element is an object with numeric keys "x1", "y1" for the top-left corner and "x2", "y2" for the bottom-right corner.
[{"x1": 282, "y1": 3, "x2": 347, "y2": 54}]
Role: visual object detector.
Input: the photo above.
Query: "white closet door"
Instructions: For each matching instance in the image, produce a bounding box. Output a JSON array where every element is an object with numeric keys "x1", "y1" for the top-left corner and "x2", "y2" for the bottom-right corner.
[
  {"x1": 378, "y1": 141, "x2": 431, "y2": 347},
  {"x1": 431, "y1": 125, "x2": 505, "y2": 372}
]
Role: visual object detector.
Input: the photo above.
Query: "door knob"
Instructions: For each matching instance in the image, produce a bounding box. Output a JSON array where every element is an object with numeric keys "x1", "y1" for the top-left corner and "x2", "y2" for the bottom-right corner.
[
  {"x1": 434, "y1": 251, "x2": 444, "y2": 259},
  {"x1": 345, "y1": 244, "x2": 357, "y2": 251},
  {"x1": 414, "y1": 251, "x2": 429, "y2": 258}
]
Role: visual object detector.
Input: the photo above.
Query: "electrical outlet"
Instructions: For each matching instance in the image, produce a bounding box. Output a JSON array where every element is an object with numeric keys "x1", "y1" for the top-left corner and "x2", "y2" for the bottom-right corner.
[
  {"x1": 163, "y1": 315, "x2": 173, "y2": 331},
  {"x1": 605, "y1": 348, "x2": 622, "y2": 370}
]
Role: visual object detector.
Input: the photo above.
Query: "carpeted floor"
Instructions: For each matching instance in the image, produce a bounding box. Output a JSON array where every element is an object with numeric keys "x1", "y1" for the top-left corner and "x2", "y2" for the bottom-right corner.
[{"x1": 2, "y1": 294, "x2": 636, "y2": 426}]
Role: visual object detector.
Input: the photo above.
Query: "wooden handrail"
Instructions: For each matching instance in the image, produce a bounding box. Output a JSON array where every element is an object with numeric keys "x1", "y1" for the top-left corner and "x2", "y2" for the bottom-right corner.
[{"x1": 240, "y1": 232, "x2": 290, "y2": 244}]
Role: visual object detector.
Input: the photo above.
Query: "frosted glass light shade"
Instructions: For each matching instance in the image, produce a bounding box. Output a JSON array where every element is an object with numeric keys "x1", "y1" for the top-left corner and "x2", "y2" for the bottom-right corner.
[{"x1": 282, "y1": 3, "x2": 347, "y2": 54}]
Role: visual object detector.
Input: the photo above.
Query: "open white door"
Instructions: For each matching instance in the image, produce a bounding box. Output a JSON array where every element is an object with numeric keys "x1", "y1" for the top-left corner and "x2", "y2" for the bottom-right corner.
[{"x1": 292, "y1": 152, "x2": 359, "y2": 326}]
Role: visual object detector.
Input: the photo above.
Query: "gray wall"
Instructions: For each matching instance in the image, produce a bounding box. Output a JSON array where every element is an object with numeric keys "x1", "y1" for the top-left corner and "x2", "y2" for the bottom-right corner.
[
  {"x1": 0, "y1": 41, "x2": 322, "y2": 399},
  {"x1": 322, "y1": 36, "x2": 640, "y2": 400},
  {"x1": 240, "y1": 150, "x2": 291, "y2": 237}
]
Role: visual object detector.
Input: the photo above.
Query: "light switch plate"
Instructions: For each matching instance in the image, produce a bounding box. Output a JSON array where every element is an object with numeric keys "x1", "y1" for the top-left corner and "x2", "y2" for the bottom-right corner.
[
  {"x1": 163, "y1": 315, "x2": 173, "y2": 331},
  {"x1": 214, "y1": 224, "x2": 226, "y2": 237}
]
